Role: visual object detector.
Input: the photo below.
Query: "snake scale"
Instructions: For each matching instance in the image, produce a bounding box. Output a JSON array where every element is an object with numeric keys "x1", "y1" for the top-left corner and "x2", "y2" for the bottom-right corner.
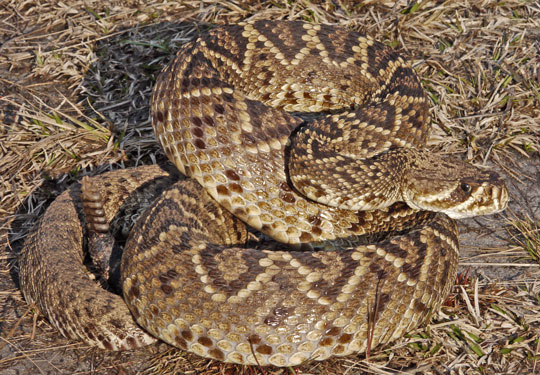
[{"x1": 19, "y1": 20, "x2": 508, "y2": 367}]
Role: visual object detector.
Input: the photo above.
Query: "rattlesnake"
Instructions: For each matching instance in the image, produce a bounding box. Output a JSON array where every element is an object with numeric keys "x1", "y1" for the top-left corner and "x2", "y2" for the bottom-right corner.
[{"x1": 19, "y1": 20, "x2": 508, "y2": 367}]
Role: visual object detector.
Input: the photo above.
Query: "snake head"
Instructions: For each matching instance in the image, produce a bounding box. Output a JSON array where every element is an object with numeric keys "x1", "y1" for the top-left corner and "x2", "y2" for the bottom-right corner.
[{"x1": 402, "y1": 154, "x2": 509, "y2": 219}]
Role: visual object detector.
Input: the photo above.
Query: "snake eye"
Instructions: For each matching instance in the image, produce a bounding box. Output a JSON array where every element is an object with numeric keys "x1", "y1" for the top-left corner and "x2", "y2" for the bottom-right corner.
[{"x1": 461, "y1": 182, "x2": 472, "y2": 194}]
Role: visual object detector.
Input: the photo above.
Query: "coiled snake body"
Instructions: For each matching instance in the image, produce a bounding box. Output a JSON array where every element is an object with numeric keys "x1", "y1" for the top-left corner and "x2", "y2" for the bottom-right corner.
[{"x1": 19, "y1": 20, "x2": 508, "y2": 367}]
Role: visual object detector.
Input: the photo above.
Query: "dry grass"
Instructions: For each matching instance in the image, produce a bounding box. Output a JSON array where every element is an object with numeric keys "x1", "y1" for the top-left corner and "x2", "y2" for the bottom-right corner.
[{"x1": 1, "y1": 1, "x2": 539, "y2": 374}]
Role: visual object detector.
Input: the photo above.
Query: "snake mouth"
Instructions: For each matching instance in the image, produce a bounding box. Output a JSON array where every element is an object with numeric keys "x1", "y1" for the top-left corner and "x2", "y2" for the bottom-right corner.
[{"x1": 477, "y1": 183, "x2": 509, "y2": 213}]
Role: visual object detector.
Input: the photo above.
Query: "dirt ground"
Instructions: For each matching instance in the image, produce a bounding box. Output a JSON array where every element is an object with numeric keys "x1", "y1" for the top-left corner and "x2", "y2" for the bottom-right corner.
[{"x1": 1, "y1": 1, "x2": 539, "y2": 374}]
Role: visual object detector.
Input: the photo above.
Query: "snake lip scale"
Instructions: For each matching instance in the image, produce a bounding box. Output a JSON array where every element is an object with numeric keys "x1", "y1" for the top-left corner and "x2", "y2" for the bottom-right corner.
[{"x1": 19, "y1": 20, "x2": 508, "y2": 367}]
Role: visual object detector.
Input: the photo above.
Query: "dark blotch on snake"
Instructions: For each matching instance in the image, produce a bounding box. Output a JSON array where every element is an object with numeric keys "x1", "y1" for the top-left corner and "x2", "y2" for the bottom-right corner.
[
  {"x1": 225, "y1": 169, "x2": 241, "y2": 181},
  {"x1": 198, "y1": 336, "x2": 213, "y2": 347},
  {"x1": 209, "y1": 348, "x2": 225, "y2": 361},
  {"x1": 256, "y1": 344, "x2": 273, "y2": 355},
  {"x1": 175, "y1": 336, "x2": 188, "y2": 349},
  {"x1": 181, "y1": 330, "x2": 194, "y2": 341},
  {"x1": 216, "y1": 185, "x2": 230, "y2": 196}
]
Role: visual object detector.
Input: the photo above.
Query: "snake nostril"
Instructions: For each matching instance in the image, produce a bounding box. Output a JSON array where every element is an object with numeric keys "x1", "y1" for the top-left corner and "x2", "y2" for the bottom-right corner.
[{"x1": 487, "y1": 170, "x2": 501, "y2": 183}]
